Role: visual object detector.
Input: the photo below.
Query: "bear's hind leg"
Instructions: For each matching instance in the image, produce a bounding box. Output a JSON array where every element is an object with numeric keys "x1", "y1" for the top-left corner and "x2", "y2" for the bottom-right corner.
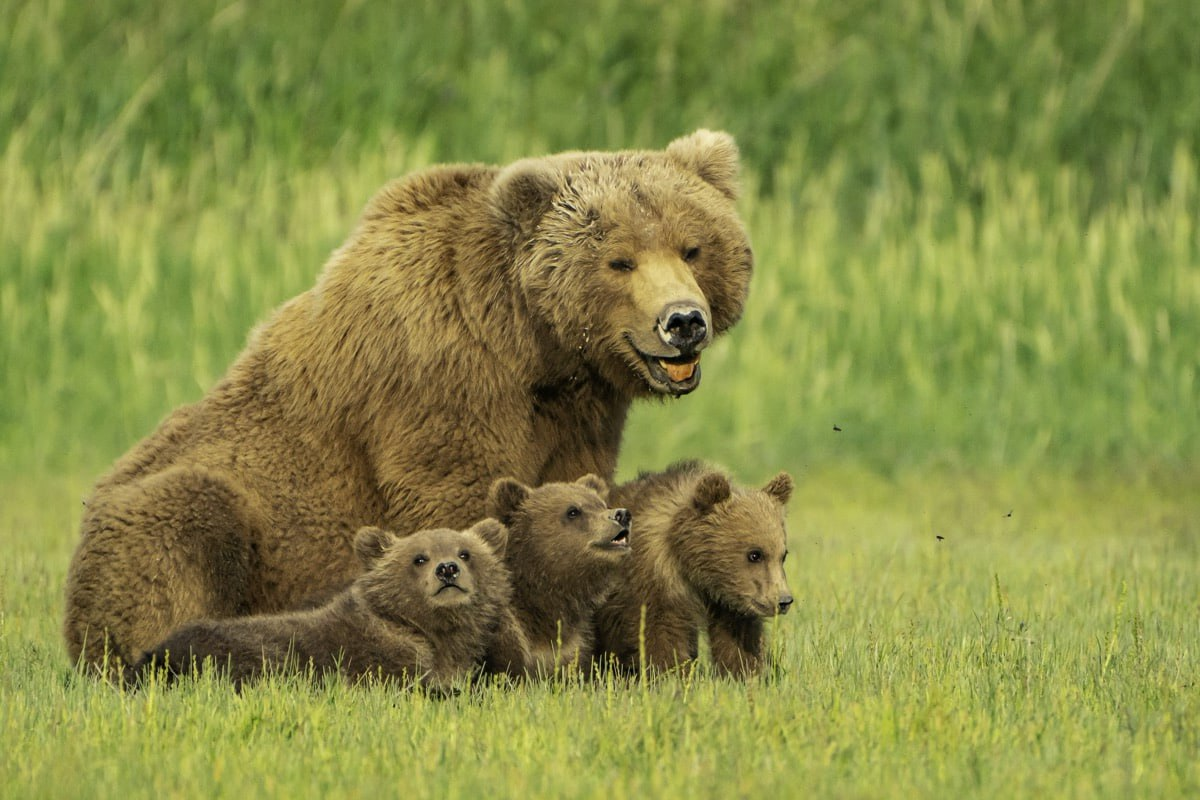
[{"x1": 63, "y1": 465, "x2": 266, "y2": 677}]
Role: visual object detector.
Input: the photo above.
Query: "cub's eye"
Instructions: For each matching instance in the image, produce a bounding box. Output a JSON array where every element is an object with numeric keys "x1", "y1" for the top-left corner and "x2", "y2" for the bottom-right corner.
[
  {"x1": 566, "y1": 506, "x2": 582, "y2": 520},
  {"x1": 413, "y1": 555, "x2": 428, "y2": 566},
  {"x1": 682, "y1": 246, "x2": 701, "y2": 262},
  {"x1": 747, "y1": 549, "x2": 764, "y2": 563},
  {"x1": 459, "y1": 550, "x2": 470, "y2": 561},
  {"x1": 609, "y1": 258, "x2": 636, "y2": 272},
  {"x1": 782, "y1": 550, "x2": 789, "y2": 563}
]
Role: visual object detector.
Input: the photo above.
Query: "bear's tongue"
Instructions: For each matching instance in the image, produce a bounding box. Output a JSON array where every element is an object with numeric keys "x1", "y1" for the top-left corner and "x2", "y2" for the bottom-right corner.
[{"x1": 660, "y1": 358, "x2": 698, "y2": 383}]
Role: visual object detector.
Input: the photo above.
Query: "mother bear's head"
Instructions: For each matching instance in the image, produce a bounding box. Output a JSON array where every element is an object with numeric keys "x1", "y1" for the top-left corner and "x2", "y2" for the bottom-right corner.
[{"x1": 490, "y1": 129, "x2": 753, "y2": 397}]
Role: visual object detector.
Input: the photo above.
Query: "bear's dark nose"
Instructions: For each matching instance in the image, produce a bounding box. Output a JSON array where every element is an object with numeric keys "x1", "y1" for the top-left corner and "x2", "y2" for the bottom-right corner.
[
  {"x1": 612, "y1": 508, "x2": 632, "y2": 528},
  {"x1": 435, "y1": 561, "x2": 460, "y2": 583},
  {"x1": 657, "y1": 303, "x2": 709, "y2": 352},
  {"x1": 778, "y1": 595, "x2": 794, "y2": 614}
]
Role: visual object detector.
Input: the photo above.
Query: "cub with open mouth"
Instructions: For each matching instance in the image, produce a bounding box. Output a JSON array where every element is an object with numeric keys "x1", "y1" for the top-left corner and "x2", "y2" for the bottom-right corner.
[
  {"x1": 127, "y1": 526, "x2": 513, "y2": 692},
  {"x1": 480, "y1": 473, "x2": 632, "y2": 677}
]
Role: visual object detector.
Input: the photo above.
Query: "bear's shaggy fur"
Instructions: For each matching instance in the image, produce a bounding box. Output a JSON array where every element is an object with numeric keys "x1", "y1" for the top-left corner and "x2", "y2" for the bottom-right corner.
[
  {"x1": 63, "y1": 131, "x2": 753, "y2": 671},
  {"x1": 485, "y1": 474, "x2": 630, "y2": 676},
  {"x1": 128, "y1": 526, "x2": 512, "y2": 691},
  {"x1": 593, "y1": 461, "x2": 794, "y2": 678}
]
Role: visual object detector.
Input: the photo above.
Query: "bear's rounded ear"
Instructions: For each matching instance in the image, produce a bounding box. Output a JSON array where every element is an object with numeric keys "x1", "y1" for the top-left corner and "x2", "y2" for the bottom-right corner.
[
  {"x1": 471, "y1": 518, "x2": 510, "y2": 557},
  {"x1": 354, "y1": 526, "x2": 396, "y2": 567},
  {"x1": 762, "y1": 472, "x2": 794, "y2": 506},
  {"x1": 576, "y1": 473, "x2": 609, "y2": 501},
  {"x1": 691, "y1": 473, "x2": 732, "y2": 514},
  {"x1": 666, "y1": 129, "x2": 741, "y2": 201},
  {"x1": 487, "y1": 478, "x2": 531, "y2": 527},
  {"x1": 490, "y1": 159, "x2": 560, "y2": 237}
]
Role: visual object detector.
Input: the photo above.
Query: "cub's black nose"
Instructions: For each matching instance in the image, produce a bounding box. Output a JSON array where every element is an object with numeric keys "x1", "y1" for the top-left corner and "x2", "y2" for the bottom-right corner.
[
  {"x1": 658, "y1": 303, "x2": 709, "y2": 351},
  {"x1": 612, "y1": 508, "x2": 632, "y2": 528},
  {"x1": 436, "y1": 561, "x2": 460, "y2": 583},
  {"x1": 778, "y1": 595, "x2": 794, "y2": 614}
]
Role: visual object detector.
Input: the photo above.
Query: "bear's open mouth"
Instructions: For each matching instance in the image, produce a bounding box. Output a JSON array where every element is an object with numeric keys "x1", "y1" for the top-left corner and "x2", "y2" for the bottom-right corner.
[
  {"x1": 594, "y1": 527, "x2": 631, "y2": 551},
  {"x1": 627, "y1": 337, "x2": 703, "y2": 395},
  {"x1": 657, "y1": 354, "x2": 700, "y2": 383},
  {"x1": 644, "y1": 352, "x2": 701, "y2": 395}
]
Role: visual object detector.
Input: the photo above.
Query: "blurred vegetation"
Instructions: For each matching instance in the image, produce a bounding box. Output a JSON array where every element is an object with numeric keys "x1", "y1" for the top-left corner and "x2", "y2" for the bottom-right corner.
[
  {"x1": 1, "y1": 0, "x2": 1197, "y2": 478},
  {"x1": 6, "y1": 0, "x2": 1199, "y2": 200}
]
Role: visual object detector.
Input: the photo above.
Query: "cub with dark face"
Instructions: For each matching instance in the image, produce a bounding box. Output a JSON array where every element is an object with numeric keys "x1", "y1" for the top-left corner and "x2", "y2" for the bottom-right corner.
[
  {"x1": 594, "y1": 460, "x2": 794, "y2": 678},
  {"x1": 485, "y1": 474, "x2": 631, "y2": 676},
  {"x1": 128, "y1": 526, "x2": 511, "y2": 692}
]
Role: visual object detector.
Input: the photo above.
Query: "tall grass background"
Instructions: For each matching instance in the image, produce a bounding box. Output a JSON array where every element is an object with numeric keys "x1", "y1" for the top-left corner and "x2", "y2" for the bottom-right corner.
[
  {"x1": 1, "y1": 1, "x2": 1198, "y2": 797},
  {"x1": 2, "y1": 0, "x2": 1197, "y2": 479}
]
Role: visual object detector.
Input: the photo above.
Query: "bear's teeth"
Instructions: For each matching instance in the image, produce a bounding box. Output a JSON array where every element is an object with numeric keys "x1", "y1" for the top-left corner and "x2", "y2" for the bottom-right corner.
[{"x1": 661, "y1": 359, "x2": 698, "y2": 383}]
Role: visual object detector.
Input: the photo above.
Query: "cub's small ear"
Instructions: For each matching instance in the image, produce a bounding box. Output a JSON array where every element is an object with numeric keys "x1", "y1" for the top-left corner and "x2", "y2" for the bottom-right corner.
[
  {"x1": 471, "y1": 518, "x2": 510, "y2": 557},
  {"x1": 490, "y1": 159, "x2": 560, "y2": 237},
  {"x1": 762, "y1": 472, "x2": 794, "y2": 506},
  {"x1": 576, "y1": 473, "x2": 609, "y2": 501},
  {"x1": 666, "y1": 129, "x2": 741, "y2": 200},
  {"x1": 487, "y1": 478, "x2": 531, "y2": 527},
  {"x1": 691, "y1": 473, "x2": 732, "y2": 514},
  {"x1": 354, "y1": 526, "x2": 397, "y2": 567}
]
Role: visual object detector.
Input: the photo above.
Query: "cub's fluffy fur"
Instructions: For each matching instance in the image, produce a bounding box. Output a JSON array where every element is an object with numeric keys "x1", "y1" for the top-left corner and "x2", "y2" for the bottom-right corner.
[
  {"x1": 485, "y1": 474, "x2": 631, "y2": 676},
  {"x1": 594, "y1": 460, "x2": 793, "y2": 677},
  {"x1": 130, "y1": 526, "x2": 512, "y2": 691}
]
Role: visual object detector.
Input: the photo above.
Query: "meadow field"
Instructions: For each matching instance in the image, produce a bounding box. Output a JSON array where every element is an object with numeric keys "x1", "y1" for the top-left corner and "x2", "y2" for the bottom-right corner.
[{"x1": 1, "y1": 1, "x2": 1197, "y2": 797}]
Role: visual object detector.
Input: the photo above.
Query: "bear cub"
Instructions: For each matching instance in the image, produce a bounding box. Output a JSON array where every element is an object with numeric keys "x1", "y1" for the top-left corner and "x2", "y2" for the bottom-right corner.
[
  {"x1": 593, "y1": 460, "x2": 794, "y2": 678},
  {"x1": 486, "y1": 474, "x2": 631, "y2": 676},
  {"x1": 129, "y1": 525, "x2": 512, "y2": 691}
]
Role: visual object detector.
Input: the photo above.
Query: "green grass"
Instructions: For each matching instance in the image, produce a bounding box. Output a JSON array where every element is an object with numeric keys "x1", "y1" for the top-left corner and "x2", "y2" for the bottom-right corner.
[
  {"x1": 2, "y1": 471, "x2": 1197, "y2": 798},
  {"x1": 2, "y1": 0, "x2": 1199, "y2": 475},
  {"x1": 2, "y1": 2, "x2": 1199, "y2": 797},
  {"x1": 4, "y1": 138, "x2": 1197, "y2": 476}
]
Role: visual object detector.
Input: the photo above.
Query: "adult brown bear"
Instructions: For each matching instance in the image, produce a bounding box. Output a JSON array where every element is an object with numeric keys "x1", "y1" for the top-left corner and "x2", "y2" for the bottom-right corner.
[{"x1": 63, "y1": 130, "x2": 754, "y2": 672}]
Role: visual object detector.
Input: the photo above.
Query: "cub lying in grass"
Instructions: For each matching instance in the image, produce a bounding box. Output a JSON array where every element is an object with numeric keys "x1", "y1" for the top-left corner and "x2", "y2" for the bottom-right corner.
[{"x1": 129, "y1": 525, "x2": 514, "y2": 691}]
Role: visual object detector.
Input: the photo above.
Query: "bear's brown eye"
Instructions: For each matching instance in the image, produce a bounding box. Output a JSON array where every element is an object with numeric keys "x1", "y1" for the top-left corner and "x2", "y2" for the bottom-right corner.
[
  {"x1": 566, "y1": 506, "x2": 581, "y2": 520},
  {"x1": 459, "y1": 550, "x2": 470, "y2": 561},
  {"x1": 413, "y1": 555, "x2": 428, "y2": 566},
  {"x1": 747, "y1": 549, "x2": 764, "y2": 563},
  {"x1": 609, "y1": 258, "x2": 635, "y2": 272},
  {"x1": 683, "y1": 246, "x2": 701, "y2": 262}
]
